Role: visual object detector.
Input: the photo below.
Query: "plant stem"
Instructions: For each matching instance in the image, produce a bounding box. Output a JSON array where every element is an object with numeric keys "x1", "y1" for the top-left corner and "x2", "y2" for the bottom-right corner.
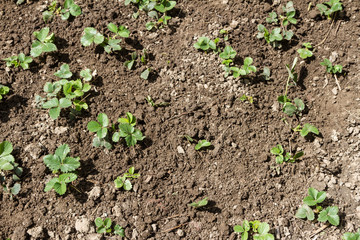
[{"x1": 334, "y1": 74, "x2": 341, "y2": 91}]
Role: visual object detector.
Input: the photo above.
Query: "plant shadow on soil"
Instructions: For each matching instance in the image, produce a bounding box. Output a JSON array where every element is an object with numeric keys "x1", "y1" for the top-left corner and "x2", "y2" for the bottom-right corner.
[
  {"x1": 197, "y1": 200, "x2": 222, "y2": 214},
  {"x1": 0, "y1": 95, "x2": 28, "y2": 123}
]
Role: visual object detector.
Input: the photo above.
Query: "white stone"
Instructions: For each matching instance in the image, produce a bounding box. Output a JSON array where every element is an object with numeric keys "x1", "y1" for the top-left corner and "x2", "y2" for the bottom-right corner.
[
  {"x1": 88, "y1": 186, "x2": 101, "y2": 200},
  {"x1": 75, "y1": 218, "x2": 90, "y2": 233},
  {"x1": 27, "y1": 226, "x2": 43, "y2": 238},
  {"x1": 177, "y1": 146, "x2": 185, "y2": 154}
]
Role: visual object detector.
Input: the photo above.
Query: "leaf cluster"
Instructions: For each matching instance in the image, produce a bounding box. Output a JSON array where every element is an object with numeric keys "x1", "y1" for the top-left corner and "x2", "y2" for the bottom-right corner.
[
  {"x1": 296, "y1": 187, "x2": 340, "y2": 226},
  {"x1": 3, "y1": 53, "x2": 33, "y2": 70},
  {"x1": 30, "y1": 27, "x2": 58, "y2": 58},
  {"x1": 0, "y1": 85, "x2": 10, "y2": 101},
  {"x1": 277, "y1": 97, "x2": 304, "y2": 117},
  {"x1": 81, "y1": 23, "x2": 130, "y2": 53},
  {"x1": 320, "y1": 58, "x2": 343, "y2": 74},
  {"x1": 239, "y1": 94, "x2": 254, "y2": 104},
  {"x1": 342, "y1": 229, "x2": 360, "y2": 240},
  {"x1": 37, "y1": 64, "x2": 93, "y2": 119},
  {"x1": 114, "y1": 167, "x2": 140, "y2": 191},
  {"x1": 231, "y1": 57, "x2": 257, "y2": 78},
  {"x1": 257, "y1": 25, "x2": 293, "y2": 48},
  {"x1": 234, "y1": 220, "x2": 274, "y2": 240},
  {"x1": 94, "y1": 217, "x2": 125, "y2": 236},
  {"x1": 297, "y1": 42, "x2": 313, "y2": 59},
  {"x1": 194, "y1": 37, "x2": 217, "y2": 51},
  {"x1": 43, "y1": 144, "x2": 80, "y2": 195},
  {"x1": 280, "y1": 1, "x2": 297, "y2": 26},
  {"x1": 317, "y1": 0, "x2": 343, "y2": 19},
  {"x1": 43, "y1": 0, "x2": 81, "y2": 23},
  {"x1": 270, "y1": 144, "x2": 304, "y2": 164}
]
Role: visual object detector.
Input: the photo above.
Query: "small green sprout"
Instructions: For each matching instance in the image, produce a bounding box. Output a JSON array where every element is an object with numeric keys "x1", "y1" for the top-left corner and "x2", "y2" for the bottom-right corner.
[
  {"x1": 43, "y1": 1, "x2": 61, "y2": 23},
  {"x1": 219, "y1": 45, "x2": 237, "y2": 60},
  {"x1": 219, "y1": 29, "x2": 229, "y2": 41},
  {"x1": 342, "y1": 229, "x2": 360, "y2": 240},
  {"x1": 320, "y1": 58, "x2": 343, "y2": 74},
  {"x1": 277, "y1": 97, "x2": 305, "y2": 117},
  {"x1": 42, "y1": 98, "x2": 72, "y2": 120},
  {"x1": 30, "y1": 27, "x2": 57, "y2": 57},
  {"x1": 297, "y1": 42, "x2": 313, "y2": 59},
  {"x1": 231, "y1": 57, "x2": 256, "y2": 78},
  {"x1": 0, "y1": 141, "x2": 15, "y2": 171},
  {"x1": 194, "y1": 37, "x2": 216, "y2": 51},
  {"x1": 189, "y1": 197, "x2": 208, "y2": 208},
  {"x1": 81, "y1": 27, "x2": 105, "y2": 47},
  {"x1": 95, "y1": 217, "x2": 112, "y2": 234},
  {"x1": 293, "y1": 123, "x2": 319, "y2": 137},
  {"x1": 145, "y1": 96, "x2": 170, "y2": 108},
  {"x1": 112, "y1": 123, "x2": 145, "y2": 147},
  {"x1": 118, "y1": 112, "x2": 136, "y2": 126},
  {"x1": 114, "y1": 167, "x2": 140, "y2": 191},
  {"x1": 317, "y1": 0, "x2": 343, "y2": 19},
  {"x1": 281, "y1": 1, "x2": 297, "y2": 26},
  {"x1": 195, "y1": 140, "x2": 212, "y2": 150},
  {"x1": 88, "y1": 113, "x2": 109, "y2": 139},
  {"x1": 239, "y1": 94, "x2": 253, "y2": 104},
  {"x1": 266, "y1": 12, "x2": 278, "y2": 24},
  {"x1": 234, "y1": 221, "x2": 274, "y2": 240},
  {"x1": 124, "y1": 52, "x2": 137, "y2": 70},
  {"x1": 44, "y1": 173, "x2": 77, "y2": 195},
  {"x1": 43, "y1": 144, "x2": 80, "y2": 174},
  {"x1": 3, "y1": 53, "x2": 33, "y2": 70},
  {"x1": 296, "y1": 187, "x2": 340, "y2": 226},
  {"x1": 0, "y1": 85, "x2": 10, "y2": 101},
  {"x1": 61, "y1": 0, "x2": 82, "y2": 20},
  {"x1": 270, "y1": 144, "x2": 304, "y2": 164},
  {"x1": 140, "y1": 68, "x2": 151, "y2": 79},
  {"x1": 114, "y1": 225, "x2": 125, "y2": 237}
]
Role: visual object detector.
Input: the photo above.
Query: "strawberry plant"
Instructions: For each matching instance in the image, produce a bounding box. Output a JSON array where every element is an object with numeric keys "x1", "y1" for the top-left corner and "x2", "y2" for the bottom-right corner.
[
  {"x1": 0, "y1": 141, "x2": 23, "y2": 200},
  {"x1": 189, "y1": 197, "x2": 208, "y2": 208},
  {"x1": 293, "y1": 123, "x2": 319, "y2": 137},
  {"x1": 297, "y1": 42, "x2": 313, "y2": 59},
  {"x1": 280, "y1": 1, "x2": 297, "y2": 26},
  {"x1": 320, "y1": 58, "x2": 343, "y2": 74},
  {"x1": 81, "y1": 23, "x2": 130, "y2": 53},
  {"x1": 270, "y1": 144, "x2": 304, "y2": 164},
  {"x1": 30, "y1": 27, "x2": 57, "y2": 58},
  {"x1": 87, "y1": 113, "x2": 112, "y2": 149},
  {"x1": 95, "y1": 217, "x2": 125, "y2": 236},
  {"x1": 43, "y1": 144, "x2": 80, "y2": 195},
  {"x1": 194, "y1": 37, "x2": 217, "y2": 51},
  {"x1": 219, "y1": 45, "x2": 237, "y2": 77},
  {"x1": 296, "y1": 187, "x2": 340, "y2": 226},
  {"x1": 278, "y1": 97, "x2": 305, "y2": 117},
  {"x1": 0, "y1": 85, "x2": 9, "y2": 101},
  {"x1": 37, "y1": 64, "x2": 94, "y2": 119},
  {"x1": 342, "y1": 229, "x2": 360, "y2": 240},
  {"x1": 43, "y1": 0, "x2": 81, "y2": 23},
  {"x1": 231, "y1": 57, "x2": 257, "y2": 78},
  {"x1": 234, "y1": 220, "x2": 274, "y2": 240},
  {"x1": 114, "y1": 167, "x2": 140, "y2": 191},
  {"x1": 317, "y1": 0, "x2": 343, "y2": 19},
  {"x1": 266, "y1": 12, "x2": 278, "y2": 24},
  {"x1": 3, "y1": 53, "x2": 33, "y2": 70},
  {"x1": 112, "y1": 123, "x2": 145, "y2": 147}
]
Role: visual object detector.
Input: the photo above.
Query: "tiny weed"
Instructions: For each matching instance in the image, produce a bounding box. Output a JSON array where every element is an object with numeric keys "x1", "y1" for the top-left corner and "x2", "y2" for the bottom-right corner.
[
  {"x1": 30, "y1": 27, "x2": 57, "y2": 58},
  {"x1": 3, "y1": 53, "x2": 33, "y2": 70},
  {"x1": 114, "y1": 167, "x2": 140, "y2": 191},
  {"x1": 320, "y1": 58, "x2": 343, "y2": 74},
  {"x1": 317, "y1": 0, "x2": 343, "y2": 19},
  {"x1": 95, "y1": 217, "x2": 125, "y2": 236},
  {"x1": 239, "y1": 94, "x2": 253, "y2": 104},
  {"x1": 296, "y1": 187, "x2": 339, "y2": 226},
  {"x1": 219, "y1": 29, "x2": 229, "y2": 41},
  {"x1": 145, "y1": 96, "x2": 170, "y2": 108},
  {"x1": 189, "y1": 197, "x2": 208, "y2": 208},
  {"x1": 297, "y1": 42, "x2": 313, "y2": 59},
  {"x1": 293, "y1": 123, "x2": 319, "y2": 137},
  {"x1": 270, "y1": 144, "x2": 304, "y2": 164},
  {"x1": 195, "y1": 140, "x2": 212, "y2": 151},
  {"x1": 342, "y1": 229, "x2": 360, "y2": 240},
  {"x1": 234, "y1": 220, "x2": 274, "y2": 240},
  {"x1": 194, "y1": 37, "x2": 217, "y2": 51},
  {"x1": 0, "y1": 85, "x2": 10, "y2": 101}
]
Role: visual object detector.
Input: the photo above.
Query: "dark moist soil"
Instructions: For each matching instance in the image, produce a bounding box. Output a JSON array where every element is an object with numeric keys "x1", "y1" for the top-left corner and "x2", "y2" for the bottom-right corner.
[{"x1": 1, "y1": 0, "x2": 360, "y2": 239}]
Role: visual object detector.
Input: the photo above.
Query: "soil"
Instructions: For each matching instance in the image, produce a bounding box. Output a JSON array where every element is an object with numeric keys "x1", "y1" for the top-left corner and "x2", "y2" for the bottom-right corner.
[{"x1": 1, "y1": 0, "x2": 360, "y2": 239}]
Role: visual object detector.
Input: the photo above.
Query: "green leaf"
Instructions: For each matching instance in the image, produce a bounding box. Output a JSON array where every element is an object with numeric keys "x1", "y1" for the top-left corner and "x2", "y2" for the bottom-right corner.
[
  {"x1": 141, "y1": 68, "x2": 150, "y2": 80},
  {"x1": 304, "y1": 187, "x2": 326, "y2": 206},
  {"x1": 257, "y1": 222, "x2": 270, "y2": 234},
  {"x1": 87, "y1": 121, "x2": 101, "y2": 132},
  {"x1": 104, "y1": 218, "x2": 112, "y2": 228},
  {"x1": 114, "y1": 177, "x2": 124, "y2": 188},
  {"x1": 294, "y1": 98, "x2": 304, "y2": 111},
  {"x1": 54, "y1": 64, "x2": 72, "y2": 79},
  {"x1": 69, "y1": 3, "x2": 81, "y2": 16},
  {"x1": 107, "y1": 23, "x2": 118, "y2": 33},
  {"x1": 270, "y1": 144, "x2": 283, "y2": 155},
  {"x1": 44, "y1": 178, "x2": 58, "y2": 192},
  {"x1": 234, "y1": 225, "x2": 244, "y2": 233},
  {"x1": 95, "y1": 217, "x2": 103, "y2": 227},
  {"x1": 301, "y1": 123, "x2": 319, "y2": 137},
  {"x1": 117, "y1": 25, "x2": 130, "y2": 38},
  {"x1": 80, "y1": 69, "x2": 92, "y2": 81},
  {"x1": 97, "y1": 128, "x2": 108, "y2": 139},
  {"x1": 295, "y1": 204, "x2": 315, "y2": 221},
  {"x1": 114, "y1": 225, "x2": 125, "y2": 237},
  {"x1": 44, "y1": 154, "x2": 61, "y2": 172},
  {"x1": 81, "y1": 27, "x2": 104, "y2": 46},
  {"x1": 49, "y1": 106, "x2": 61, "y2": 119},
  {"x1": 42, "y1": 98, "x2": 59, "y2": 109},
  {"x1": 59, "y1": 98, "x2": 72, "y2": 108},
  {"x1": 34, "y1": 27, "x2": 50, "y2": 42},
  {"x1": 11, "y1": 183, "x2": 21, "y2": 195},
  {"x1": 283, "y1": 102, "x2": 297, "y2": 116},
  {"x1": 0, "y1": 141, "x2": 13, "y2": 157},
  {"x1": 189, "y1": 197, "x2": 208, "y2": 208},
  {"x1": 60, "y1": 157, "x2": 80, "y2": 172},
  {"x1": 318, "y1": 206, "x2": 339, "y2": 226},
  {"x1": 53, "y1": 181, "x2": 66, "y2": 195},
  {"x1": 195, "y1": 140, "x2": 211, "y2": 150},
  {"x1": 123, "y1": 179, "x2": 132, "y2": 190},
  {"x1": 98, "y1": 113, "x2": 109, "y2": 127},
  {"x1": 59, "y1": 173, "x2": 77, "y2": 183},
  {"x1": 55, "y1": 144, "x2": 70, "y2": 160}
]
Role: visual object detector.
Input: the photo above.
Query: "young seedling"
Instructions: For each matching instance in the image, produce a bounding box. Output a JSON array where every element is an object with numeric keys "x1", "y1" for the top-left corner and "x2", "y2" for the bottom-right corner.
[
  {"x1": 278, "y1": 97, "x2": 305, "y2": 117},
  {"x1": 239, "y1": 94, "x2": 254, "y2": 104},
  {"x1": 342, "y1": 229, "x2": 360, "y2": 240},
  {"x1": 118, "y1": 112, "x2": 136, "y2": 126},
  {"x1": 0, "y1": 85, "x2": 9, "y2": 101},
  {"x1": 320, "y1": 58, "x2": 343, "y2": 90},
  {"x1": 195, "y1": 140, "x2": 212, "y2": 151},
  {"x1": 114, "y1": 167, "x2": 140, "y2": 191},
  {"x1": 280, "y1": 1, "x2": 297, "y2": 26},
  {"x1": 43, "y1": 144, "x2": 80, "y2": 195},
  {"x1": 142, "y1": 0, "x2": 176, "y2": 30},
  {"x1": 112, "y1": 123, "x2": 145, "y2": 147},
  {"x1": 30, "y1": 27, "x2": 57, "y2": 57},
  {"x1": 140, "y1": 68, "x2": 151, "y2": 80},
  {"x1": 297, "y1": 42, "x2": 313, "y2": 59},
  {"x1": 43, "y1": 1, "x2": 60, "y2": 23},
  {"x1": 3, "y1": 53, "x2": 33, "y2": 70},
  {"x1": 219, "y1": 45, "x2": 237, "y2": 77},
  {"x1": 278, "y1": 57, "x2": 298, "y2": 107},
  {"x1": 189, "y1": 197, "x2": 208, "y2": 208},
  {"x1": 219, "y1": 29, "x2": 229, "y2": 41},
  {"x1": 124, "y1": 52, "x2": 137, "y2": 70},
  {"x1": 95, "y1": 217, "x2": 112, "y2": 234},
  {"x1": 114, "y1": 225, "x2": 125, "y2": 237},
  {"x1": 234, "y1": 221, "x2": 274, "y2": 240},
  {"x1": 296, "y1": 187, "x2": 339, "y2": 226},
  {"x1": 317, "y1": 0, "x2": 343, "y2": 19},
  {"x1": 231, "y1": 57, "x2": 256, "y2": 78},
  {"x1": 293, "y1": 123, "x2": 319, "y2": 137},
  {"x1": 81, "y1": 27, "x2": 105, "y2": 46},
  {"x1": 145, "y1": 96, "x2": 170, "y2": 108},
  {"x1": 270, "y1": 144, "x2": 304, "y2": 164},
  {"x1": 0, "y1": 141, "x2": 23, "y2": 200},
  {"x1": 266, "y1": 12, "x2": 278, "y2": 24},
  {"x1": 43, "y1": 0, "x2": 81, "y2": 23},
  {"x1": 87, "y1": 113, "x2": 112, "y2": 149},
  {"x1": 194, "y1": 37, "x2": 217, "y2": 51}
]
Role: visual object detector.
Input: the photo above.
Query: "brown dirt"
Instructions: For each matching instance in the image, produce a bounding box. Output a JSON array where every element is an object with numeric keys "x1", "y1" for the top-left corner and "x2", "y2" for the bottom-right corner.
[{"x1": 1, "y1": 0, "x2": 360, "y2": 239}]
